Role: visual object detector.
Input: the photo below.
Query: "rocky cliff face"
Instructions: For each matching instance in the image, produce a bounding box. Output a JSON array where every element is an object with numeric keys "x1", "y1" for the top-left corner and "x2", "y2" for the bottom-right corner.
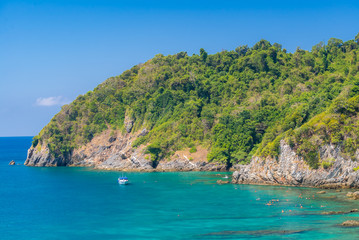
[
  {"x1": 25, "y1": 129, "x2": 226, "y2": 171},
  {"x1": 232, "y1": 140, "x2": 359, "y2": 188},
  {"x1": 25, "y1": 144, "x2": 68, "y2": 166},
  {"x1": 156, "y1": 158, "x2": 227, "y2": 172},
  {"x1": 25, "y1": 133, "x2": 359, "y2": 188}
]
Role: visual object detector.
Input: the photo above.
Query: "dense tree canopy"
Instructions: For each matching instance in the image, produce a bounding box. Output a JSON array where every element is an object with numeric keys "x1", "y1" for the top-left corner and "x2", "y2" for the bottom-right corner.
[{"x1": 34, "y1": 34, "x2": 359, "y2": 168}]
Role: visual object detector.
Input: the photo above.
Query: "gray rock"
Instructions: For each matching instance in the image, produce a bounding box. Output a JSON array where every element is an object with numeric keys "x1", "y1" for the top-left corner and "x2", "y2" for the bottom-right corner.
[
  {"x1": 25, "y1": 145, "x2": 70, "y2": 166},
  {"x1": 217, "y1": 180, "x2": 229, "y2": 184},
  {"x1": 232, "y1": 140, "x2": 359, "y2": 188},
  {"x1": 108, "y1": 136, "x2": 116, "y2": 143},
  {"x1": 120, "y1": 152, "x2": 127, "y2": 159},
  {"x1": 25, "y1": 132, "x2": 228, "y2": 172},
  {"x1": 342, "y1": 220, "x2": 359, "y2": 227},
  {"x1": 232, "y1": 171, "x2": 240, "y2": 182},
  {"x1": 9, "y1": 160, "x2": 15, "y2": 165},
  {"x1": 156, "y1": 157, "x2": 227, "y2": 172},
  {"x1": 125, "y1": 120, "x2": 134, "y2": 133},
  {"x1": 352, "y1": 192, "x2": 359, "y2": 200},
  {"x1": 138, "y1": 128, "x2": 149, "y2": 137},
  {"x1": 97, "y1": 152, "x2": 153, "y2": 171},
  {"x1": 322, "y1": 209, "x2": 358, "y2": 215},
  {"x1": 347, "y1": 192, "x2": 354, "y2": 198}
]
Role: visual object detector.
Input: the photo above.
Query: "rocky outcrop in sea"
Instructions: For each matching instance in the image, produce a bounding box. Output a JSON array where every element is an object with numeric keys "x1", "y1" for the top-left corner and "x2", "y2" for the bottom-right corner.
[{"x1": 232, "y1": 140, "x2": 359, "y2": 188}]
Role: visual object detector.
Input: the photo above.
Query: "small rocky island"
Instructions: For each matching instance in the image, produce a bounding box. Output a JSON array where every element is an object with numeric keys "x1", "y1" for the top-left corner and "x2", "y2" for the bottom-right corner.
[{"x1": 9, "y1": 160, "x2": 15, "y2": 165}]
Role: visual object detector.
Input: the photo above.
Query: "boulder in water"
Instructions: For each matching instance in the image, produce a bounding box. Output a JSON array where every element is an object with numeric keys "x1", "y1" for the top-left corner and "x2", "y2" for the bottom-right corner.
[
  {"x1": 322, "y1": 209, "x2": 359, "y2": 215},
  {"x1": 217, "y1": 180, "x2": 229, "y2": 184},
  {"x1": 347, "y1": 191, "x2": 359, "y2": 200},
  {"x1": 342, "y1": 220, "x2": 359, "y2": 227},
  {"x1": 9, "y1": 160, "x2": 15, "y2": 165}
]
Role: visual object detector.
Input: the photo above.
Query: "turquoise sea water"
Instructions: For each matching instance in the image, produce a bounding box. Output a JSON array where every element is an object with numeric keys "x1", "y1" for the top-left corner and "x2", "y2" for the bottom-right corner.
[{"x1": 1, "y1": 137, "x2": 359, "y2": 239}]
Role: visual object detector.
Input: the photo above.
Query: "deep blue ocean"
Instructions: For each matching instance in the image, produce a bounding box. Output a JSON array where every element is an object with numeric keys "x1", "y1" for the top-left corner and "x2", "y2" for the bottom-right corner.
[{"x1": 1, "y1": 137, "x2": 359, "y2": 239}]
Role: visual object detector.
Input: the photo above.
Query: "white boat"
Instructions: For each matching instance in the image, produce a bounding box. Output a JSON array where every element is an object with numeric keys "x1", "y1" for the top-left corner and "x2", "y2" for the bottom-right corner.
[{"x1": 118, "y1": 176, "x2": 129, "y2": 185}]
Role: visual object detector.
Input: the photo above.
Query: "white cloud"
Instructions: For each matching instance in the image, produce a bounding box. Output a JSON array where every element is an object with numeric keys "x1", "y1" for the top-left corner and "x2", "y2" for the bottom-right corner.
[{"x1": 35, "y1": 96, "x2": 70, "y2": 107}]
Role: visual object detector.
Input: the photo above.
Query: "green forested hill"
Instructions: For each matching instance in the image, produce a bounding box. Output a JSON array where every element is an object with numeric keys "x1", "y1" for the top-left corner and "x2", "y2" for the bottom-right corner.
[{"x1": 33, "y1": 34, "x2": 359, "y2": 168}]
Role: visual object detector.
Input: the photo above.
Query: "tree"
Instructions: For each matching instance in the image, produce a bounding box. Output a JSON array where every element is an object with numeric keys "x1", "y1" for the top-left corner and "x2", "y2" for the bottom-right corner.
[
  {"x1": 200, "y1": 48, "x2": 208, "y2": 63},
  {"x1": 273, "y1": 43, "x2": 282, "y2": 50},
  {"x1": 253, "y1": 39, "x2": 271, "y2": 50},
  {"x1": 176, "y1": 51, "x2": 187, "y2": 59},
  {"x1": 312, "y1": 41, "x2": 325, "y2": 52},
  {"x1": 235, "y1": 45, "x2": 249, "y2": 56},
  {"x1": 327, "y1": 38, "x2": 343, "y2": 51}
]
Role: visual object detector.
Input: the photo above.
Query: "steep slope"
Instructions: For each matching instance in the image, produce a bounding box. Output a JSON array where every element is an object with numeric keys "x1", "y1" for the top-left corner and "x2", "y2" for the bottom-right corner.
[
  {"x1": 26, "y1": 35, "x2": 359, "y2": 178},
  {"x1": 232, "y1": 140, "x2": 359, "y2": 188},
  {"x1": 232, "y1": 94, "x2": 359, "y2": 188}
]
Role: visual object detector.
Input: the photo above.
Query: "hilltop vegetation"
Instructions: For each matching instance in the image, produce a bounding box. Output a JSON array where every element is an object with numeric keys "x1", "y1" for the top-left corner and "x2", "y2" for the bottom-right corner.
[{"x1": 33, "y1": 34, "x2": 359, "y2": 168}]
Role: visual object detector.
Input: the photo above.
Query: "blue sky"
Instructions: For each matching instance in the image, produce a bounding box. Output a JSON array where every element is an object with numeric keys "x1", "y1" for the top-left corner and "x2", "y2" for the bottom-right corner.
[{"x1": 1, "y1": 0, "x2": 359, "y2": 136}]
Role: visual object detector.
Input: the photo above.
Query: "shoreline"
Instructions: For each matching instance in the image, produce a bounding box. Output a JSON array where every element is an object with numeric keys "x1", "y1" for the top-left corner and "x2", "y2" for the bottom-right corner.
[{"x1": 23, "y1": 164, "x2": 359, "y2": 189}]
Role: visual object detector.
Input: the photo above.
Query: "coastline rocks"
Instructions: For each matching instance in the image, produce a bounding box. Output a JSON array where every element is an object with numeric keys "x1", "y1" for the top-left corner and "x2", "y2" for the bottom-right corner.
[
  {"x1": 346, "y1": 191, "x2": 359, "y2": 200},
  {"x1": 25, "y1": 145, "x2": 69, "y2": 166},
  {"x1": 9, "y1": 160, "x2": 15, "y2": 165},
  {"x1": 156, "y1": 157, "x2": 227, "y2": 172},
  {"x1": 202, "y1": 229, "x2": 308, "y2": 236},
  {"x1": 341, "y1": 220, "x2": 359, "y2": 227},
  {"x1": 232, "y1": 140, "x2": 359, "y2": 188},
  {"x1": 217, "y1": 180, "x2": 229, "y2": 184},
  {"x1": 25, "y1": 130, "x2": 227, "y2": 172},
  {"x1": 97, "y1": 152, "x2": 154, "y2": 171},
  {"x1": 317, "y1": 191, "x2": 326, "y2": 194},
  {"x1": 322, "y1": 209, "x2": 359, "y2": 215}
]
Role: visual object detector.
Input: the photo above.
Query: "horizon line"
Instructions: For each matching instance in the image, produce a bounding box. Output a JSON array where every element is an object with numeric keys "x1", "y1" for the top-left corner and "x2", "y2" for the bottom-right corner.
[{"x1": 0, "y1": 136, "x2": 34, "y2": 138}]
